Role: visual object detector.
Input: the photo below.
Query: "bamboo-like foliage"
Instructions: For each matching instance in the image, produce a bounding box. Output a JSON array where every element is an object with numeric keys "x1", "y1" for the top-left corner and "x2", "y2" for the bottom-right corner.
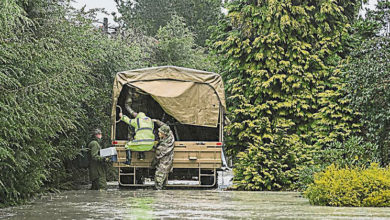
[
  {"x1": 0, "y1": 0, "x2": 144, "y2": 206},
  {"x1": 212, "y1": 0, "x2": 360, "y2": 190}
]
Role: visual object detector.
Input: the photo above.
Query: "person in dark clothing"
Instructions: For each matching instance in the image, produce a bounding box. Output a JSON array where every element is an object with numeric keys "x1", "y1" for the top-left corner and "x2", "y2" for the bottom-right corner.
[{"x1": 88, "y1": 128, "x2": 109, "y2": 190}]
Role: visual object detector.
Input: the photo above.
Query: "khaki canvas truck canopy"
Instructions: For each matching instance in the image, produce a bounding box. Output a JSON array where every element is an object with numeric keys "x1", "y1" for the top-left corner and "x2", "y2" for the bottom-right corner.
[{"x1": 111, "y1": 66, "x2": 226, "y2": 128}]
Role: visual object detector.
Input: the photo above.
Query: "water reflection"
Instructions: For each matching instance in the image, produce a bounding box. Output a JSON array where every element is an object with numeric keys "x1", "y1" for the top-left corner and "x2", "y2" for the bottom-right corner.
[{"x1": 1, "y1": 187, "x2": 390, "y2": 219}]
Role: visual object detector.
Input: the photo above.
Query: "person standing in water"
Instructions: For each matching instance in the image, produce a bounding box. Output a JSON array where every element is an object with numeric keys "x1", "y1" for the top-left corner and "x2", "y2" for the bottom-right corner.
[
  {"x1": 152, "y1": 120, "x2": 175, "y2": 190},
  {"x1": 88, "y1": 128, "x2": 108, "y2": 190}
]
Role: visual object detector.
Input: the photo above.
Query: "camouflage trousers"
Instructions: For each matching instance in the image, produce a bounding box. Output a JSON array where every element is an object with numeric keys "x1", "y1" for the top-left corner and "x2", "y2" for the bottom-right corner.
[
  {"x1": 155, "y1": 170, "x2": 168, "y2": 190},
  {"x1": 154, "y1": 152, "x2": 174, "y2": 189},
  {"x1": 153, "y1": 130, "x2": 174, "y2": 190}
]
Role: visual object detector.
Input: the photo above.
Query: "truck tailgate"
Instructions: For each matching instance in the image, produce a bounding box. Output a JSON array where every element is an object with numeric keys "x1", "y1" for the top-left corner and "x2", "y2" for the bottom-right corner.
[{"x1": 112, "y1": 141, "x2": 222, "y2": 169}]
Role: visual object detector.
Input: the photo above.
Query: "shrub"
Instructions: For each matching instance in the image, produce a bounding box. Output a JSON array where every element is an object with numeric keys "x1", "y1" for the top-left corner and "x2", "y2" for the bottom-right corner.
[
  {"x1": 344, "y1": 37, "x2": 390, "y2": 165},
  {"x1": 233, "y1": 134, "x2": 315, "y2": 190},
  {"x1": 296, "y1": 165, "x2": 323, "y2": 191},
  {"x1": 305, "y1": 163, "x2": 390, "y2": 207},
  {"x1": 297, "y1": 136, "x2": 379, "y2": 190},
  {"x1": 317, "y1": 136, "x2": 379, "y2": 168}
]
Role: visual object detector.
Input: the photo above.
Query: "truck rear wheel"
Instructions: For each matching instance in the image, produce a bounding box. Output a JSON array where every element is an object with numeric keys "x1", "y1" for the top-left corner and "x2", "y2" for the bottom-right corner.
[
  {"x1": 119, "y1": 167, "x2": 145, "y2": 186},
  {"x1": 200, "y1": 169, "x2": 217, "y2": 187},
  {"x1": 200, "y1": 176, "x2": 215, "y2": 186}
]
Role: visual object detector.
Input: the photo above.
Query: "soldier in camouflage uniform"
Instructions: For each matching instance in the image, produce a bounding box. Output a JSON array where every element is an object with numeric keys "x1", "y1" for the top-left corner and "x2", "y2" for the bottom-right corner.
[
  {"x1": 88, "y1": 128, "x2": 109, "y2": 190},
  {"x1": 152, "y1": 120, "x2": 175, "y2": 190}
]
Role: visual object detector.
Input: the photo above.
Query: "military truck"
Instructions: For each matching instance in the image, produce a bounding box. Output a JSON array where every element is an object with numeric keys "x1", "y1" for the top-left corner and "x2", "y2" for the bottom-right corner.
[{"x1": 110, "y1": 66, "x2": 227, "y2": 187}]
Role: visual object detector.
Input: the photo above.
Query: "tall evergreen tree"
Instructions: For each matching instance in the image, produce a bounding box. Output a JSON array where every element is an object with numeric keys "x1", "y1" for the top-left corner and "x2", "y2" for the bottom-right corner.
[{"x1": 211, "y1": 0, "x2": 360, "y2": 190}]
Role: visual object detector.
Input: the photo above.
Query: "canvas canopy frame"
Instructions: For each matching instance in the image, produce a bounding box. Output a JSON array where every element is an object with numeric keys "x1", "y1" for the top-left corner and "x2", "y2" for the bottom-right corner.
[{"x1": 111, "y1": 66, "x2": 226, "y2": 141}]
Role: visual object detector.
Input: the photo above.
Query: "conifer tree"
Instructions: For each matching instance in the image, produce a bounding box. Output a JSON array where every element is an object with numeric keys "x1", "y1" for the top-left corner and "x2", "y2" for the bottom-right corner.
[{"x1": 212, "y1": 0, "x2": 360, "y2": 190}]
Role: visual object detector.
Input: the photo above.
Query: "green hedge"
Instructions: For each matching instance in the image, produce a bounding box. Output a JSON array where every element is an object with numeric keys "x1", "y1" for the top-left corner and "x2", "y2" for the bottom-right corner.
[
  {"x1": 296, "y1": 136, "x2": 379, "y2": 190},
  {"x1": 305, "y1": 163, "x2": 390, "y2": 207},
  {"x1": 0, "y1": 0, "x2": 145, "y2": 206}
]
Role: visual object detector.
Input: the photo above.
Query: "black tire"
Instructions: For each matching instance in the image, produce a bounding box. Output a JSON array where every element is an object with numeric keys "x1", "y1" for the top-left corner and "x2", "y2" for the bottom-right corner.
[
  {"x1": 119, "y1": 175, "x2": 134, "y2": 185},
  {"x1": 119, "y1": 172, "x2": 144, "y2": 185},
  {"x1": 200, "y1": 176, "x2": 213, "y2": 185},
  {"x1": 200, "y1": 175, "x2": 218, "y2": 187}
]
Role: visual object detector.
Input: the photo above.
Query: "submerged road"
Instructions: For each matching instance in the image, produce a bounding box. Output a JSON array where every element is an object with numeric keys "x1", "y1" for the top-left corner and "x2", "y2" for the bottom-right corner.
[{"x1": 1, "y1": 187, "x2": 390, "y2": 220}]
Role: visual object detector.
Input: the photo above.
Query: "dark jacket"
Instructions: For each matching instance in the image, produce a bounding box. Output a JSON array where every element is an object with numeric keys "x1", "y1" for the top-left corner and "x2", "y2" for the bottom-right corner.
[{"x1": 88, "y1": 137, "x2": 106, "y2": 181}]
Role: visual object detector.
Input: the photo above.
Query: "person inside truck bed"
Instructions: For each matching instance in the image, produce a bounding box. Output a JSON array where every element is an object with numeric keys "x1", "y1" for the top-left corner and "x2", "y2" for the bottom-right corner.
[
  {"x1": 152, "y1": 119, "x2": 175, "y2": 190},
  {"x1": 118, "y1": 98, "x2": 155, "y2": 161}
]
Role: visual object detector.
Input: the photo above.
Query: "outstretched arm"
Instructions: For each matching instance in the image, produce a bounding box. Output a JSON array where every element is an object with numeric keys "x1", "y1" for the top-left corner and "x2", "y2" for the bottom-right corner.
[
  {"x1": 120, "y1": 114, "x2": 133, "y2": 125},
  {"x1": 152, "y1": 119, "x2": 166, "y2": 127},
  {"x1": 125, "y1": 96, "x2": 137, "y2": 118},
  {"x1": 125, "y1": 105, "x2": 137, "y2": 118}
]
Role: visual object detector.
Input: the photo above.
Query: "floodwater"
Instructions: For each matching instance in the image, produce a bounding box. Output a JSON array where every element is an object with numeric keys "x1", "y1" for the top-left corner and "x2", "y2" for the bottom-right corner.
[{"x1": 2, "y1": 186, "x2": 390, "y2": 220}]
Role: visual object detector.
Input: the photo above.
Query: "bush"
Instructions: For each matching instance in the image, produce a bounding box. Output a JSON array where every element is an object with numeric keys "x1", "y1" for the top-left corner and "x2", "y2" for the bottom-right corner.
[
  {"x1": 296, "y1": 165, "x2": 323, "y2": 191},
  {"x1": 344, "y1": 37, "x2": 390, "y2": 165},
  {"x1": 232, "y1": 133, "x2": 315, "y2": 191},
  {"x1": 317, "y1": 136, "x2": 380, "y2": 168},
  {"x1": 297, "y1": 136, "x2": 379, "y2": 190},
  {"x1": 305, "y1": 163, "x2": 390, "y2": 207}
]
